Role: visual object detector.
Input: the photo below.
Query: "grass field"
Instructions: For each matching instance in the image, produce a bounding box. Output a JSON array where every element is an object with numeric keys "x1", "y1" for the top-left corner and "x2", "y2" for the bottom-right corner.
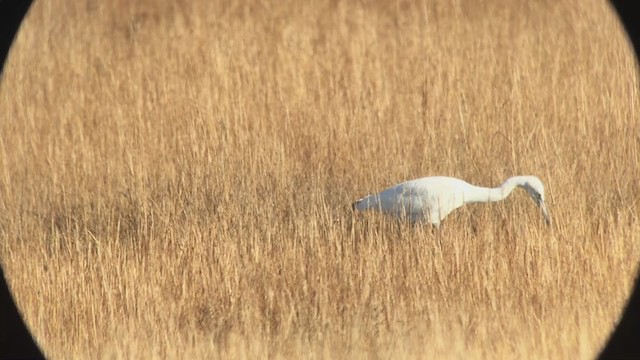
[{"x1": 1, "y1": 0, "x2": 639, "y2": 358}]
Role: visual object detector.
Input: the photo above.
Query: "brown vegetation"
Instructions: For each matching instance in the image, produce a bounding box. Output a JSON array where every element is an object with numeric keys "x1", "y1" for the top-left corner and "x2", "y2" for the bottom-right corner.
[{"x1": 1, "y1": 0, "x2": 639, "y2": 358}]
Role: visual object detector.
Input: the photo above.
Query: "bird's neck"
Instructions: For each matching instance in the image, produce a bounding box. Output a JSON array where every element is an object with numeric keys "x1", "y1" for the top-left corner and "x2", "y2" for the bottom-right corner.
[{"x1": 462, "y1": 178, "x2": 521, "y2": 204}]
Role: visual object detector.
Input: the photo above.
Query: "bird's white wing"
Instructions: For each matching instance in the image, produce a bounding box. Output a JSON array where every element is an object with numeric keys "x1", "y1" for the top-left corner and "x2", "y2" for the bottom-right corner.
[
  {"x1": 401, "y1": 178, "x2": 465, "y2": 224},
  {"x1": 354, "y1": 176, "x2": 467, "y2": 225},
  {"x1": 371, "y1": 180, "x2": 436, "y2": 222}
]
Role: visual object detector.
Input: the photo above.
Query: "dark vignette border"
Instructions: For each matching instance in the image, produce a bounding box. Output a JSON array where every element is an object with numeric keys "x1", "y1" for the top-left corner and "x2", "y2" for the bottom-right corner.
[
  {"x1": 598, "y1": 2, "x2": 640, "y2": 358},
  {"x1": 0, "y1": 1, "x2": 43, "y2": 359},
  {"x1": 0, "y1": 1, "x2": 638, "y2": 359}
]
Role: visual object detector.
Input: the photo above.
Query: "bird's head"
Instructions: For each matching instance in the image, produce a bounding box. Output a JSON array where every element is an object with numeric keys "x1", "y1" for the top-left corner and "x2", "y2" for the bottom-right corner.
[{"x1": 518, "y1": 176, "x2": 551, "y2": 226}]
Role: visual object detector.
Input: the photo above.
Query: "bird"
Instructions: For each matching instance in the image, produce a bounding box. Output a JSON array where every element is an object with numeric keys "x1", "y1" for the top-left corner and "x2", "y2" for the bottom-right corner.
[{"x1": 352, "y1": 175, "x2": 551, "y2": 227}]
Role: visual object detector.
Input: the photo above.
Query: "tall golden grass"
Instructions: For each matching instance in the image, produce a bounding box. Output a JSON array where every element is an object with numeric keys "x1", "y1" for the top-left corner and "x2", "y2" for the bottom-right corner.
[{"x1": 1, "y1": 0, "x2": 639, "y2": 358}]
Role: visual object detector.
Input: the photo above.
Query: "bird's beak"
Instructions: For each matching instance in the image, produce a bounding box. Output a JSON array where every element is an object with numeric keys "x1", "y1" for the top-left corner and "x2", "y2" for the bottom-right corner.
[{"x1": 539, "y1": 200, "x2": 551, "y2": 226}]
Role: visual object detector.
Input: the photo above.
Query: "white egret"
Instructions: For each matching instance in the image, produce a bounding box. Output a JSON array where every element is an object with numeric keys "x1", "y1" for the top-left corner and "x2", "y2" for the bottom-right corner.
[{"x1": 352, "y1": 175, "x2": 551, "y2": 227}]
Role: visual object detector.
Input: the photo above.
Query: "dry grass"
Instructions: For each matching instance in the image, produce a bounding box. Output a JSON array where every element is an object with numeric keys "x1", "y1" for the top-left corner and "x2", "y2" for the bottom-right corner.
[{"x1": 1, "y1": 0, "x2": 639, "y2": 358}]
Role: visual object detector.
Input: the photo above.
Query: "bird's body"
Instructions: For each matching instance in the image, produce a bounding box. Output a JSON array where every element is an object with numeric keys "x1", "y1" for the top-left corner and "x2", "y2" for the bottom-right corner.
[{"x1": 352, "y1": 175, "x2": 551, "y2": 227}]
